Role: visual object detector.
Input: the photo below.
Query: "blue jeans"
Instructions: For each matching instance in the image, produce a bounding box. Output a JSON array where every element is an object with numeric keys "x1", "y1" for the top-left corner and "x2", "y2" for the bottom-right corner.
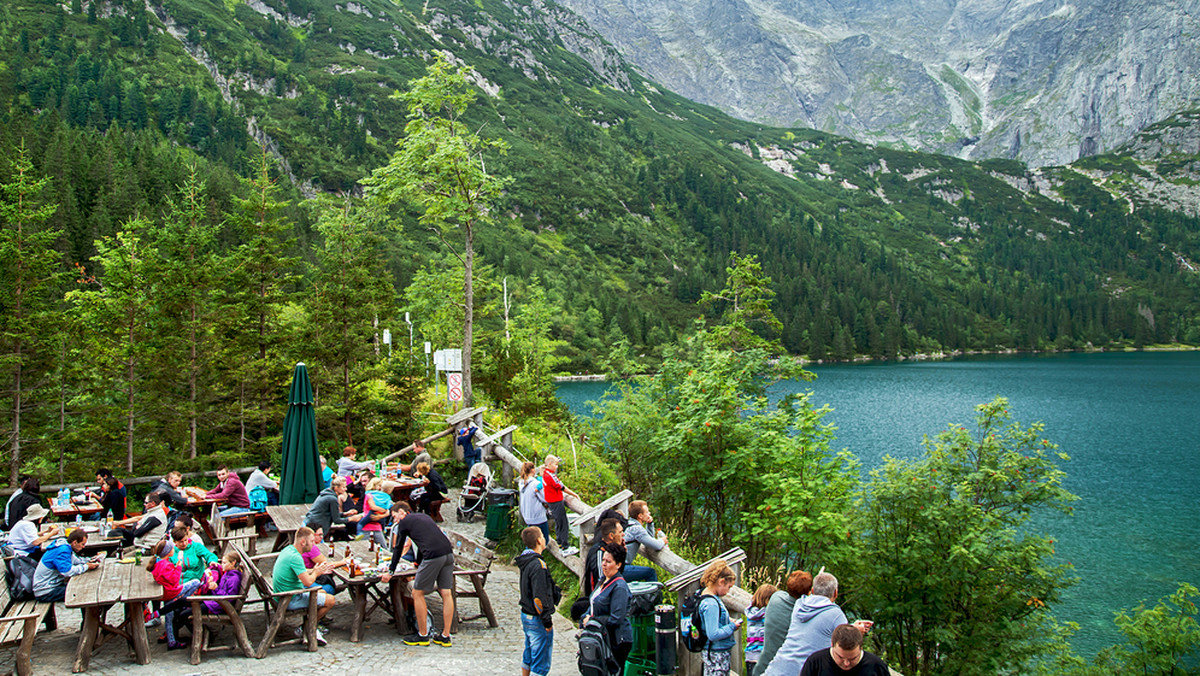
[
  {"x1": 288, "y1": 589, "x2": 327, "y2": 611},
  {"x1": 521, "y1": 613, "x2": 553, "y2": 676},
  {"x1": 219, "y1": 506, "x2": 254, "y2": 517},
  {"x1": 623, "y1": 564, "x2": 657, "y2": 583}
]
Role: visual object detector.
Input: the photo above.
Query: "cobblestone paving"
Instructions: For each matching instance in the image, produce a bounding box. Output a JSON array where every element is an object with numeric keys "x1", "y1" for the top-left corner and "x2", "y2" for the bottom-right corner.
[{"x1": 1, "y1": 489, "x2": 582, "y2": 675}]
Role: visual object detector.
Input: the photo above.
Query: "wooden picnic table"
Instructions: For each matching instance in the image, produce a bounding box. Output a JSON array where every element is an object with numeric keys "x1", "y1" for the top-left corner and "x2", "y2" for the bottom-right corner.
[
  {"x1": 381, "y1": 477, "x2": 428, "y2": 506},
  {"x1": 266, "y1": 503, "x2": 310, "y2": 552},
  {"x1": 65, "y1": 555, "x2": 162, "y2": 672},
  {"x1": 181, "y1": 492, "x2": 226, "y2": 542},
  {"x1": 81, "y1": 532, "x2": 124, "y2": 557},
  {"x1": 329, "y1": 539, "x2": 407, "y2": 642},
  {"x1": 50, "y1": 502, "x2": 103, "y2": 522}
]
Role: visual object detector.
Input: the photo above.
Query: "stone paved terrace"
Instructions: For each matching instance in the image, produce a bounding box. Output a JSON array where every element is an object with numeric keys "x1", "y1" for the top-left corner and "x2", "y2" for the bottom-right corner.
[{"x1": 1, "y1": 488, "x2": 582, "y2": 675}]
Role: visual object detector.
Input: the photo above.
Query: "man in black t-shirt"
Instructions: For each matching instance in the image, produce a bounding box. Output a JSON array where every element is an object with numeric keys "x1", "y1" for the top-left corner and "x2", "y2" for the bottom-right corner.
[
  {"x1": 800, "y1": 624, "x2": 890, "y2": 676},
  {"x1": 381, "y1": 501, "x2": 455, "y2": 648}
]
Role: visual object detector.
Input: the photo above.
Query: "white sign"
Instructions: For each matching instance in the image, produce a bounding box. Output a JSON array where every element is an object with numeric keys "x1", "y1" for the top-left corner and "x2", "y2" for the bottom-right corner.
[
  {"x1": 382, "y1": 329, "x2": 391, "y2": 345},
  {"x1": 447, "y1": 372, "x2": 463, "y2": 401},
  {"x1": 434, "y1": 349, "x2": 462, "y2": 372},
  {"x1": 424, "y1": 342, "x2": 432, "y2": 354}
]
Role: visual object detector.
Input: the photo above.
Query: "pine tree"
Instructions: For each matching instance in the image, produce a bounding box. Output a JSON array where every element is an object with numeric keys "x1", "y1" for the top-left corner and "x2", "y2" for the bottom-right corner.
[{"x1": 0, "y1": 142, "x2": 62, "y2": 484}]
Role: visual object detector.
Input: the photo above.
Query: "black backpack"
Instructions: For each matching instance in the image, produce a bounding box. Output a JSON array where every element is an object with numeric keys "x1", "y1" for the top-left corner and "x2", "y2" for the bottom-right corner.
[
  {"x1": 577, "y1": 617, "x2": 615, "y2": 676},
  {"x1": 4, "y1": 551, "x2": 38, "y2": 603},
  {"x1": 680, "y1": 591, "x2": 716, "y2": 652}
]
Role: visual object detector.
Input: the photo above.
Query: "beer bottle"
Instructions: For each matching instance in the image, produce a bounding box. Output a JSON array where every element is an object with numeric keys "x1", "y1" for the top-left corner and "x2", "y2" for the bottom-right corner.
[{"x1": 374, "y1": 548, "x2": 380, "y2": 568}]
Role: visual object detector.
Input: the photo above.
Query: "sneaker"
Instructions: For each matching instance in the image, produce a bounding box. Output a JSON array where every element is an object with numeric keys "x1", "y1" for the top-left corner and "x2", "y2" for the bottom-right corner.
[
  {"x1": 431, "y1": 633, "x2": 452, "y2": 647},
  {"x1": 561, "y1": 546, "x2": 579, "y2": 556},
  {"x1": 316, "y1": 630, "x2": 328, "y2": 647},
  {"x1": 402, "y1": 632, "x2": 430, "y2": 646}
]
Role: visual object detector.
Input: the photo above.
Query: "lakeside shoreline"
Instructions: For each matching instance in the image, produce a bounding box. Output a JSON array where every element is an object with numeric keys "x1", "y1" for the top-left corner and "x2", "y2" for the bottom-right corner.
[{"x1": 554, "y1": 343, "x2": 1200, "y2": 381}]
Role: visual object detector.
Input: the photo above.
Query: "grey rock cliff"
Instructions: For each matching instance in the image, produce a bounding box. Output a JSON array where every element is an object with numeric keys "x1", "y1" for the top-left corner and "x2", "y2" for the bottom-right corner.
[{"x1": 553, "y1": 0, "x2": 1200, "y2": 166}]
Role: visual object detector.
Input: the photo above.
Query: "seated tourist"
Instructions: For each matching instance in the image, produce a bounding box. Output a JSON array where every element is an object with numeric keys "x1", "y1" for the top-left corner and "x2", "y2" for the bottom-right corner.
[
  {"x1": 32, "y1": 530, "x2": 99, "y2": 602},
  {"x1": 623, "y1": 500, "x2": 667, "y2": 583},
  {"x1": 799, "y1": 624, "x2": 889, "y2": 676},
  {"x1": 336, "y1": 446, "x2": 372, "y2": 478},
  {"x1": 108, "y1": 491, "x2": 170, "y2": 549},
  {"x1": 8, "y1": 505, "x2": 59, "y2": 559},
  {"x1": 205, "y1": 465, "x2": 252, "y2": 516},
  {"x1": 410, "y1": 462, "x2": 448, "y2": 516},
  {"x1": 3, "y1": 476, "x2": 42, "y2": 531},
  {"x1": 320, "y1": 456, "x2": 334, "y2": 488},
  {"x1": 304, "y1": 476, "x2": 363, "y2": 540},
  {"x1": 151, "y1": 471, "x2": 190, "y2": 510},
  {"x1": 273, "y1": 526, "x2": 335, "y2": 645},
  {"x1": 246, "y1": 460, "x2": 280, "y2": 506},
  {"x1": 85, "y1": 476, "x2": 127, "y2": 521}
]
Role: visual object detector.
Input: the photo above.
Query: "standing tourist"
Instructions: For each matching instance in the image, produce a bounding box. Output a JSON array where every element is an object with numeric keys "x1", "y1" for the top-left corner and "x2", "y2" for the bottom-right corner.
[
  {"x1": 584, "y1": 542, "x2": 633, "y2": 674},
  {"x1": 799, "y1": 624, "x2": 890, "y2": 676},
  {"x1": 697, "y1": 559, "x2": 743, "y2": 676},
  {"x1": 516, "y1": 527, "x2": 561, "y2": 676},
  {"x1": 541, "y1": 455, "x2": 580, "y2": 556},
  {"x1": 753, "y1": 570, "x2": 813, "y2": 676},
  {"x1": 764, "y1": 572, "x2": 872, "y2": 676},
  {"x1": 745, "y1": 584, "x2": 778, "y2": 674},
  {"x1": 381, "y1": 502, "x2": 455, "y2": 647},
  {"x1": 457, "y1": 423, "x2": 481, "y2": 469},
  {"x1": 518, "y1": 462, "x2": 549, "y2": 544}
]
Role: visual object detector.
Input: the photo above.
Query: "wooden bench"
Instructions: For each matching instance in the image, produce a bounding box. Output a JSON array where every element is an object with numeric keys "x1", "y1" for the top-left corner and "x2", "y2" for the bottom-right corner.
[
  {"x1": 235, "y1": 544, "x2": 324, "y2": 658},
  {"x1": 1, "y1": 559, "x2": 58, "y2": 676},
  {"x1": 444, "y1": 530, "x2": 497, "y2": 630},
  {"x1": 184, "y1": 558, "x2": 255, "y2": 665},
  {"x1": 209, "y1": 504, "x2": 268, "y2": 556}
]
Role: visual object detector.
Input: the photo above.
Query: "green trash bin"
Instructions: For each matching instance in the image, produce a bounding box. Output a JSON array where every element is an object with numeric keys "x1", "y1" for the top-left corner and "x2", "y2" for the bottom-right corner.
[{"x1": 483, "y1": 488, "x2": 516, "y2": 540}]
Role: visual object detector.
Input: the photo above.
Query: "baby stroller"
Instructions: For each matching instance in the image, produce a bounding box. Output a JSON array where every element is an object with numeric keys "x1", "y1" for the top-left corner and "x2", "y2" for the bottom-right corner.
[{"x1": 456, "y1": 462, "x2": 493, "y2": 522}]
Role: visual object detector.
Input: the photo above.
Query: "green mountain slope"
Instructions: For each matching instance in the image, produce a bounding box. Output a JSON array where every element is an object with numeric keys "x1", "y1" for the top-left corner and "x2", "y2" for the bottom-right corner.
[{"x1": 2, "y1": 0, "x2": 1199, "y2": 368}]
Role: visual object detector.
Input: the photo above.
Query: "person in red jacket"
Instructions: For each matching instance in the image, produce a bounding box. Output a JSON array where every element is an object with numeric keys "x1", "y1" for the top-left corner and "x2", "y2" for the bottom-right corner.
[{"x1": 540, "y1": 455, "x2": 580, "y2": 556}]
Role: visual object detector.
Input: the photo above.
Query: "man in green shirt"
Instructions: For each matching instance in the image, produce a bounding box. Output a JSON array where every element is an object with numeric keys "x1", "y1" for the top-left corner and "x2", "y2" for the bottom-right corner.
[{"x1": 273, "y1": 526, "x2": 336, "y2": 645}]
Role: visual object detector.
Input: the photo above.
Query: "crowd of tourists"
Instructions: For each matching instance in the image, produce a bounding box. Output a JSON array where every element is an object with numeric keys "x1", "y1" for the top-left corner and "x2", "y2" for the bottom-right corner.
[{"x1": 3, "y1": 441, "x2": 891, "y2": 676}]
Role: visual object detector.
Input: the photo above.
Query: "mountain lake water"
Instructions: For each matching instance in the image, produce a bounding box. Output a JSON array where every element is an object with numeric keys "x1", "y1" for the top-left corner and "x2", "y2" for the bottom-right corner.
[{"x1": 556, "y1": 351, "x2": 1200, "y2": 658}]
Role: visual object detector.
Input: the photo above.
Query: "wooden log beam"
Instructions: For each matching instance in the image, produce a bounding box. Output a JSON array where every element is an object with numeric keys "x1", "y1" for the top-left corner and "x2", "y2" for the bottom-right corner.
[{"x1": 643, "y1": 547, "x2": 752, "y2": 614}]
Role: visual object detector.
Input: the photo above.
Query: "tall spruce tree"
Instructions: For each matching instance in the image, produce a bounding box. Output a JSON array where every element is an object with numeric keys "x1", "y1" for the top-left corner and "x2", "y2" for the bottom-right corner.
[
  {"x1": 0, "y1": 142, "x2": 62, "y2": 484},
  {"x1": 363, "y1": 52, "x2": 511, "y2": 407}
]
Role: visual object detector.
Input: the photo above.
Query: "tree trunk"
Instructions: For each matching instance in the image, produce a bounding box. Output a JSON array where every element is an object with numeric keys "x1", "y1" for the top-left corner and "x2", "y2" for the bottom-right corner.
[
  {"x1": 11, "y1": 356, "x2": 21, "y2": 486},
  {"x1": 126, "y1": 311, "x2": 136, "y2": 474},
  {"x1": 462, "y1": 223, "x2": 474, "y2": 407},
  {"x1": 189, "y1": 302, "x2": 198, "y2": 459}
]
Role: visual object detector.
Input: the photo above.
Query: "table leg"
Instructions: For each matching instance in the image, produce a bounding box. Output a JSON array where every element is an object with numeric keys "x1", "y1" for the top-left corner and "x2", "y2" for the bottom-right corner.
[
  {"x1": 126, "y1": 601, "x2": 152, "y2": 665},
  {"x1": 272, "y1": 532, "x2": 289, "y2": 552},
  {"x1": 471, "y1": 573, "x2": 499, "y2": 628},
  {"x1": 390, "y1": 579, "x2": 410, "y2": 635},
  {"x1": 72, "y1": 607, "x2": 101, "y2": 673},
  {"x1": 350, "y1": 585, "x2": 367, "y2": 642}
]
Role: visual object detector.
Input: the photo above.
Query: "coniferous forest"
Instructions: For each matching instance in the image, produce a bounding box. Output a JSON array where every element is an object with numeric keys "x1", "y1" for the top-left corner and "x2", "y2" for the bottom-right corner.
[{"x1": 2, "y1": 0, "x2": 1200, "y2": 480}]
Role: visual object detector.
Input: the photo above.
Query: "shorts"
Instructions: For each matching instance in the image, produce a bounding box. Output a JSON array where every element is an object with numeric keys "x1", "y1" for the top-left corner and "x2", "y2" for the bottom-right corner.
[
  {"x1": 413, "y1": 552, "x2": 455, "y2": 592},
  {"x1": 287, "y1": 589, "x2": 327, "y2": 611}
]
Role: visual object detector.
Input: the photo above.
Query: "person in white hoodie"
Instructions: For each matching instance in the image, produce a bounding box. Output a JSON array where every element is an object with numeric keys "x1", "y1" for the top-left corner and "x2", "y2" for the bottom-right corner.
[{"x1": 764, "y1": 573, "x2": 872, "y2": 676}]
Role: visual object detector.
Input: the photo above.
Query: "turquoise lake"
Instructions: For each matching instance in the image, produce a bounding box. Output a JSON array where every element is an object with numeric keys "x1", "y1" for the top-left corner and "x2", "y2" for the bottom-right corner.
[{"x1": 556, "y1": 351, "x2": 1200, "y2": 657}]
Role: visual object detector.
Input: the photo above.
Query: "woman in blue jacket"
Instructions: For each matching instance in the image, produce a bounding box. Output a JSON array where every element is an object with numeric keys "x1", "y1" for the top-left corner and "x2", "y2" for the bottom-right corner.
[
  {"x1": 585, "y1": 542, "x2": 632, "y2": 674},
  {"x1": 698, "y1": 559, "x2": 743, "y2": 676}
]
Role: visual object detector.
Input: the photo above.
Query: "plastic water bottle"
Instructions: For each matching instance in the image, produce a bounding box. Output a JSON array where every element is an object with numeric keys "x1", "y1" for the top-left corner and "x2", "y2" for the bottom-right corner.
[
  {"x1": 75, "y1": 513, "x2": 82, "y2": 529},
  {"x1": 58, "y1": 487, "x2": 69, "y2": 507}
]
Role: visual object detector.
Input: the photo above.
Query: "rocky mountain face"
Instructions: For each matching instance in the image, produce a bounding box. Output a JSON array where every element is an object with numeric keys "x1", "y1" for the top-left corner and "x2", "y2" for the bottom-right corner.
[{"x1": 553, "y1": 0, "x2": 1200, "y2": 166}]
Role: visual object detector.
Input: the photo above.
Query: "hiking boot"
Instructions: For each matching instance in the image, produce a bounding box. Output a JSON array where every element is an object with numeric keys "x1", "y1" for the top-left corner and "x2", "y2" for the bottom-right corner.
[
  {"x1": 402, "y1": 632, "x2": 430, "y2": 646},
  {"x1": 431, "y1": 633, "x2": 452, "y2": 647}
]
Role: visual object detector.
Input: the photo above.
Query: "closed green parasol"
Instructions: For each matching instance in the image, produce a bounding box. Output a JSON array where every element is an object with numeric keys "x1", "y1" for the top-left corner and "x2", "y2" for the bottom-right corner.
[{"x1": 280, "y1": 363, "x2": 321, "y2": 504}]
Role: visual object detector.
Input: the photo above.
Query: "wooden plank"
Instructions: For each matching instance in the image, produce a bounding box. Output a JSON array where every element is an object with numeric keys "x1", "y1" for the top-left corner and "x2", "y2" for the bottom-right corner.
[
  {"x1": 474, "y1": 424, "x2": 518, "y2": 453},
  {"x1": 570, "y1": 489, "x2": 634, "y2": 528},
  {"x1": 446, "y1": 406, "x2": 487, "y2": 428},
  {"x1": 662, "y1": 548, "x2": 747, "y2": 591}
]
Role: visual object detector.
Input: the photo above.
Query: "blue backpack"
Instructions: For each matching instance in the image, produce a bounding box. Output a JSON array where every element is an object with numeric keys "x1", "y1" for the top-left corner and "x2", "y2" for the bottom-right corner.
[{"x1": 248, "y1": 486, "x2": 268, "y2": 511}]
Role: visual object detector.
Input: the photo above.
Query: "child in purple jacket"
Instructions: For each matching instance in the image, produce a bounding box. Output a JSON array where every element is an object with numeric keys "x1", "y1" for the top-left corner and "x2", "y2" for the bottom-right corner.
[{"x1": 174, "y1": 551, "x2": 244, "y2": 629}]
